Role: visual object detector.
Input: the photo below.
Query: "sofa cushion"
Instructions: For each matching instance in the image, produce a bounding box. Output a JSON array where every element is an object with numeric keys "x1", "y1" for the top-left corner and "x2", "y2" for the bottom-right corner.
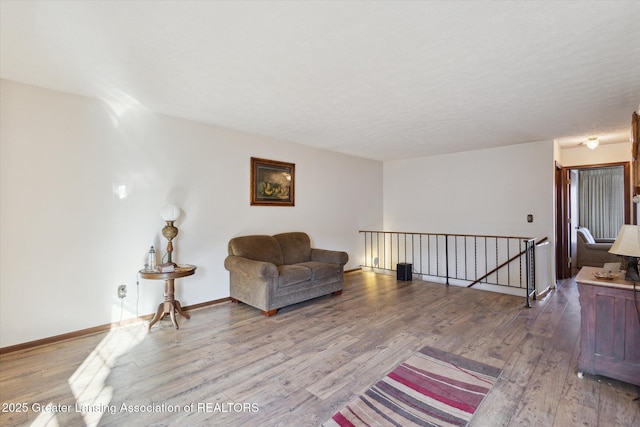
[
  {"x1": 296, "y1": 261, "x2": 341, "y2": 280},
  {"x1": 228, "y1": 235, "x2": 284, "y2": 266},
  {"x1": 277, "y1": 264, "x2": 312, "y2": 287},
  {"x1": 274, "y1": 232, "x2": 312, "y2": 265}
]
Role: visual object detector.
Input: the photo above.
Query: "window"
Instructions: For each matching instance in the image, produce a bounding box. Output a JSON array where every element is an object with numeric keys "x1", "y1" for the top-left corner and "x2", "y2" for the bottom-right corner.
[{"x1": 578, "y1": 166, "x2": 625, "y2": 239}]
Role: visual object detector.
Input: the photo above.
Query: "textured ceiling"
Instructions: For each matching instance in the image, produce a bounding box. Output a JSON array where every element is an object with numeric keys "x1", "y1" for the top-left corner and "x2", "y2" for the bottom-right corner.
[{"x1": 1, "y1": 1, "x2": 639, "y2": 161}]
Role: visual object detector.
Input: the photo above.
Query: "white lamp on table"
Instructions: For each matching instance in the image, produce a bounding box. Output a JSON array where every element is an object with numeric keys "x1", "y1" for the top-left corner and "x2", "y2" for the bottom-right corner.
[{"x1": 609, "y1": 225, "x2": 640, "y2": 281}]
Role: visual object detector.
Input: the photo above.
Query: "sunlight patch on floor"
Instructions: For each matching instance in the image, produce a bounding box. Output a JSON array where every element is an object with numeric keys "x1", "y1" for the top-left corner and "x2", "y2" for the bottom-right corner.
[{"x1": 29, "y1": 324, "x2": 146, "y2": 426}]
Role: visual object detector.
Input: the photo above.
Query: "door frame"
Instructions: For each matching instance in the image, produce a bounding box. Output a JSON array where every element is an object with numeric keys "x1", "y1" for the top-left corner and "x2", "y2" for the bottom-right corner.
[
  {"x1": 555, "y1": 162, "x2": 571, "y2": 280},
  {"x1": 555, "y1": 161, "x2": 632, "y2": 280}
]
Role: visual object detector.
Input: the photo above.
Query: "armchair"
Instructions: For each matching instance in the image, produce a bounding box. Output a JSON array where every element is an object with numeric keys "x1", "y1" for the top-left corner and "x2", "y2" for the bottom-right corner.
[{"x1": 576, "y1": 227, "x2": 619, "y2": 268}]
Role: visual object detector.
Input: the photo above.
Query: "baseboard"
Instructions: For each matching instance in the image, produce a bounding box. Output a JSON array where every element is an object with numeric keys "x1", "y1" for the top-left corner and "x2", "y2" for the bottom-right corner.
[
  {"x1": 0, "y1": 297, "x2": 232, "y2": 355},
  {"x1": 535, "y1": 286, "x2": 553, "y2": 300},
  {"x1": 184, "y1": 297, "x2": 232, "y2": 311}
]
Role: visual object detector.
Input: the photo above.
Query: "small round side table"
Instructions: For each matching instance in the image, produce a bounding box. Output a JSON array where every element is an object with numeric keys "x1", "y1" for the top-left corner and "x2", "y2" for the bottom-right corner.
[{"x1": 138, "y1": 264, "x2": 196, "y2": 330}]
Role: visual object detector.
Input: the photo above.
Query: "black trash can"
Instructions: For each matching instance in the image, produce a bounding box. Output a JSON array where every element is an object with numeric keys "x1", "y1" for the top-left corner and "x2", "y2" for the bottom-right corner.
[{"x1": 397, "y1": 263, "x2": 412, "y2": 281}]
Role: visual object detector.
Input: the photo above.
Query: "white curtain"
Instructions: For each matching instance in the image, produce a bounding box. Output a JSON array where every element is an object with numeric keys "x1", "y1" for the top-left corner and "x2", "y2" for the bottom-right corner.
[{"x1": 578, "y1": 167, "x2": 624, "y2": 239}]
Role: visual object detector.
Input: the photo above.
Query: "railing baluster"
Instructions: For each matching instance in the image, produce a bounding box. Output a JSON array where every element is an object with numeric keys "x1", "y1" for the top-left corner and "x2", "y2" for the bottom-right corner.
[
  {"x1": 519, "y1": 239, "x2": 523, "y2": 288},
  {"x1": 464, "y1": 236, "x2": 468, "y2": 280},
  {"x1": 411, "y1": 233, "x2": 415, "y2": 274},
  {"x1": 445, "y1": 234, "x2": 450, "y2": 285},
  {"x1": 474, "y1": 236, "x2": 478, "y2": 282},
  {"x1": 507, "y1": 239, "x2": 511, "y2": 286},
  {"x1": 484, "y1": 237, "x2": 488, "y2": 285},
  {"x1": 384, "y1": 232, "x2": 387, "y2": 270},
  {"x1": 454, "y1": 235, "x2": 458, "y2": 280},
  {"x1": 434, "y1": 234, "x2": 437, "y2": 277},
  {"x1": 419, "y1": 234, "x2": 423, "y2": 278},
  {"x1": 495, "y1": 237, "x2": 499, "y2": 285}
]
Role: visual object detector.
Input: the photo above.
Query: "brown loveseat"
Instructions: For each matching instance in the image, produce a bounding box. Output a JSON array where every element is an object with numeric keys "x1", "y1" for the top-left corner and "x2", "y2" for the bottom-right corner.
[{"x1": 224, "y1": 232, "x2": 348, "y2": 316}]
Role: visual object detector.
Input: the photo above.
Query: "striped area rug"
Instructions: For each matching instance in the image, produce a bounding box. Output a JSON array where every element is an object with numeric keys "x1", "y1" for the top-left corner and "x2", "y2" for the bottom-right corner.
[{"x1": 324, "y1": 346, "x2": 502, "y2": 427}]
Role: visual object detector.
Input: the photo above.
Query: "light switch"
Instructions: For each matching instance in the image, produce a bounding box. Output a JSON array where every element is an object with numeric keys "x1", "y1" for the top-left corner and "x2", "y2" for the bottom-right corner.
[{"x1": 527, "y1": 214, "x2": 533, "y2": 223}]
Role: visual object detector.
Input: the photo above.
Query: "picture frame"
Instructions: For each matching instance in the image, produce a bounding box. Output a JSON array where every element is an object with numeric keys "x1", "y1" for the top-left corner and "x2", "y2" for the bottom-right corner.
[{"x1": 250, "y1": 157, "x2": 295, "y2": 206}]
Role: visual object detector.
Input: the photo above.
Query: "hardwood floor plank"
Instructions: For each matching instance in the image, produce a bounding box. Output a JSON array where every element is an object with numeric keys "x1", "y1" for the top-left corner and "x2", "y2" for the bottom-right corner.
[
  {"x1": 597, "y1": 377, "x2": 640, "y2": 426},
  {"x1": 554, "y1": 309, "x2": 600, "y2": 427},
  {"x1": 1, "y1": 272, "x2": 639, "y2": 427},
  {"x1": 510, "y1": 347, "x2": 574, "y2": 425},
  {"x1": 470, "y1": 332, "x2": 545, "y2": 427},
  {"x1": 306, "y1": 332, "x2": 420, "y2": 400}
]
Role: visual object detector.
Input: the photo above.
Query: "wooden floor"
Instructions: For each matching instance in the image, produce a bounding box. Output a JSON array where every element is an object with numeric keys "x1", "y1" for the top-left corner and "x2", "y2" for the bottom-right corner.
[{"x1": 1, "y1": 271, "x2": 639, "y2": 426}]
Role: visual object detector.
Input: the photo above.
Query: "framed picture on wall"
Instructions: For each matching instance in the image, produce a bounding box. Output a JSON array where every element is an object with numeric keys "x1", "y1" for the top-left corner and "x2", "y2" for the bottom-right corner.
[{"x1": 250, "y1": 157, "x2": 295, "y2": 206}]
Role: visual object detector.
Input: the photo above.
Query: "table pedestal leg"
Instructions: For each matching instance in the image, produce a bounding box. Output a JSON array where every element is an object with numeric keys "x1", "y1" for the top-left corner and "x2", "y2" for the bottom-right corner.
[
  {"x1": 146, "y1": 278, "x2": 190, "y2": 330},
  {"x1": 174, "y1": 300, "x2": 190, "y2": 319}
]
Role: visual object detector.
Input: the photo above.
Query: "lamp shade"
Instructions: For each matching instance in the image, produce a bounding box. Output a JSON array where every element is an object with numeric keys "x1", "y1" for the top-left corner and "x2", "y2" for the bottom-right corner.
[
  {"x1": 160, "y1": 204, "x2": 181, "y2": 222},
  {"x1": 609, "y1": 225, "x2": 640, "y2": 257}
]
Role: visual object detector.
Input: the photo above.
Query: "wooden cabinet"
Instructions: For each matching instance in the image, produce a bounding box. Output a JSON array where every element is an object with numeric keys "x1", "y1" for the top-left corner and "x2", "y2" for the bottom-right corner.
[{"x1": 576, "y1": 267, "x2": 640, "y2": 385}]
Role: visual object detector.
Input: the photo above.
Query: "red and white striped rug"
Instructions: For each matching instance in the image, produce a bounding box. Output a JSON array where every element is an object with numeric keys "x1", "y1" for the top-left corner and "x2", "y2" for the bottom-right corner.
[{"x1": 324, "y1": 346, "x2": 502, "y2": 427}]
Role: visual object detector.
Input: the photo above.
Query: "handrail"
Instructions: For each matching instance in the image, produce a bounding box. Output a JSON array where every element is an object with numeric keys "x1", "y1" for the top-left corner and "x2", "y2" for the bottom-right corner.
[
  {"x1": 360, "y1": 231, "x2": 547, "y2": 307},
  {"x1": 359, "y1": 230, "x2": 537, "y2": 240},
  {"x1": 468, "y1": 236, "x2": 548, "y2": 288}
]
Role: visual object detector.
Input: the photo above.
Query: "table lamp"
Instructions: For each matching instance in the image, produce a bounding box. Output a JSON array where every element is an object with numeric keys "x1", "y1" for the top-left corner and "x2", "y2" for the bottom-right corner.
[
  {"x1": 161, "y1": 204, "x2": 181, "y2": 266},
  {"x1": 608, "y1": 225, "x2": 640, "y2": 281}
]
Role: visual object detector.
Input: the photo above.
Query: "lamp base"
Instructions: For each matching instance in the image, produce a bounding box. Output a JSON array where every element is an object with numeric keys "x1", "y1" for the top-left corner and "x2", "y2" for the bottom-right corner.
[{"x1": 624, "y1": 256, "x2": 640, "y2": 282}]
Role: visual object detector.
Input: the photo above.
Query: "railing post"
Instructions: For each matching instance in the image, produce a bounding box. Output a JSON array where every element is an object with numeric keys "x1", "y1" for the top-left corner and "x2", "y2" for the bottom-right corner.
[
  {"x1": 531, "y1": 241, "x2": 537, "y2": 301},
  {"x1": 524, "y1": 238, "x2": 537, "y2": 308},
  {"x1": 525, "y1": 240, "x2": 531, "y2": 307}
]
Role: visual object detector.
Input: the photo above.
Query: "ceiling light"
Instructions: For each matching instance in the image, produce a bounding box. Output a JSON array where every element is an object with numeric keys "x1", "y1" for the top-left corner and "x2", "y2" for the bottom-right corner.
[{"x1": 585, "y1": 137, "x2": 599, "y2": 150}]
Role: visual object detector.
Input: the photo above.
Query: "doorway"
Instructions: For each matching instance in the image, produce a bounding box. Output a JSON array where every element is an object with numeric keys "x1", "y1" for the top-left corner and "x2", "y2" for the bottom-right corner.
[{"x1": 555, "y1": 161, "x2": 631, "y2": 280}]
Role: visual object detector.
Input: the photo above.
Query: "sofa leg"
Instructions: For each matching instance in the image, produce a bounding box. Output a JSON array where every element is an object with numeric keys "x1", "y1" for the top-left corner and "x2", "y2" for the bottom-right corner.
[
  {"x1": 261, "y1": 309, "x2": 278, "y2": 316},
  {"x1": 332, "y1": 290, "x2": 343, "y2": 296}
]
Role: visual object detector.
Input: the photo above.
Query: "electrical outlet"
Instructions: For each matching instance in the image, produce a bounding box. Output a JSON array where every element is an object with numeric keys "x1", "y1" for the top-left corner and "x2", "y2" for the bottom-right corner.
[{"x1": 118, "y1": 284, "x2": 127, "y2": 299}]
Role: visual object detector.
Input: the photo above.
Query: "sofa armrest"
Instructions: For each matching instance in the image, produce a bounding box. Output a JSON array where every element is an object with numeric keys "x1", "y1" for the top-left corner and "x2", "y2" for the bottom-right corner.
[
  {"x1": 595, "y1": 238, "x2": 615, "y2": 244},
  {"x1": 583, "y1": 242, "x2": 614, "y2": 252},
  {"x1": 310, "y1": 248, "x2": 349, "y2": 265},
  {"x1": 224, "y1": 256, "x2": 279, "y2": 278}
]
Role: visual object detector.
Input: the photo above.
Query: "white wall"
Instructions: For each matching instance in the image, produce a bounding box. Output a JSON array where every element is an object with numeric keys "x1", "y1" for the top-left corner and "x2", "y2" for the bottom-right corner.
[
  {"x1": 559, "y1": 142, "x2": 631, "y2": 167},
  {"x1": 0, "y1": 79, "x2": 383, "y2": 347},
  {"x1": 384, "y1": 141, "x2": 555, "y2": 238},
  {"x1": 383, "y1": 140, "x2": 556, "y2": 289}
]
